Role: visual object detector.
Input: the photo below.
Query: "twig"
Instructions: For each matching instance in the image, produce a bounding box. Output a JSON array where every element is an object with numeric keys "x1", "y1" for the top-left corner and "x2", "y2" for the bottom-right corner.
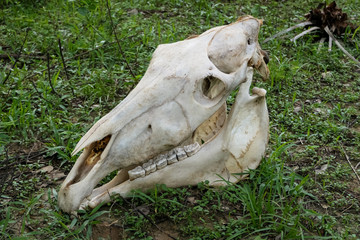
[
  {"x1": 47, "y1": 53, "x2": 60, "y2": 97},
  {"x1": 30, "y1": 79, "x2": 53, "y2": 104},
  {"x1": 120, "y1": 196, "x2": 177, "y2": 240},
  {"x1": 263, "y1": 21, "x2": 313, "y2": 43},
  {"x1": 22, "y1": 41, "x2": 117, "y2": 84},
  {"x1": 317, "y1": 37, "x2": 326, "y2": 53},
  {"x1": 0, "y1": 151, "x2": 47, "y2": 170},
  {"x1": 58, "y1": 38, "x2": 75, "y2": 96},
  {"x1": 2, "y1": 28, "x2": 30, "y2": 84},
  {"x1": 68, "y1": 41, "x2": 116, "y2": 61},
  {"x1": 324, "y1": 26, "x2": 360, "y2": 67},
  {"x1": 291, "y1": 26, "x2": 320, "y2": 42},
  {"x1": 340, "y1": 145, "x2": 360, "y2": 184},
  {"x1": 355, "y1": 162, "x2": 360, "y2": 170},
  {"x1": 57, "y1": 39, "x2": 70, "y2": 81},
  {"x1": 105, "y1": 0, "x2": 136, "y2": 79},
  {"x1": 0, "y1": 53, "x2": 46, "y2": 60}
]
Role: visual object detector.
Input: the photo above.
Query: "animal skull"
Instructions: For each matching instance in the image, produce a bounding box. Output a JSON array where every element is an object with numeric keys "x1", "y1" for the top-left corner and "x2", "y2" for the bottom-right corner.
[{"x1": 58, "y1": 16, "x2": 270, "y2": 213}]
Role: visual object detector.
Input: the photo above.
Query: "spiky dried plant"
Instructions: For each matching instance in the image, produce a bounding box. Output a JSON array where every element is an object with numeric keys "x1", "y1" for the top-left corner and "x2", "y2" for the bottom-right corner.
[{"x1": 264, "y1": 1, "x2": 359, "y2": 67}]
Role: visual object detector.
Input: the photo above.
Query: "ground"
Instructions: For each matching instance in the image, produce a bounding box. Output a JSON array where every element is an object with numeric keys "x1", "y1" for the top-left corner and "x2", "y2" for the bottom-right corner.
[{"x1": 0, "y1": 0, "x2": 359, "y2": 239}]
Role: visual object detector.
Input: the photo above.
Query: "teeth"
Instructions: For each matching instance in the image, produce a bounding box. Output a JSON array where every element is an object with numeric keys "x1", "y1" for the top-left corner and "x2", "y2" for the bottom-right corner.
[
  {"x1": 142, "y1": 159, "x2": 156, "y2": 175},
  {"x1": 128, "y1": 143, "x2": 202, "y2": 180},
  {"x1": 174, "y1": 147, "x2": 187, "y2": 161},
  {"x1": 128, "y1": 166, "x2": 145, "y2": 180},
  {"x1": 184, "y1": 142, "x2": 200, "y2": 157},
  {"x1": 166, "y1": 150, "x2": 178, "y2": 165},
  {"x1": 154, "y1": 154, "x2": 167, "y2": 170}
]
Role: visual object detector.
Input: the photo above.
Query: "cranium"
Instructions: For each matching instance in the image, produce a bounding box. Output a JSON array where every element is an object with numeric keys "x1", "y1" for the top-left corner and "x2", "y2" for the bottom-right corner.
[{"x1": 58, "y1": 16, "x2": 270, "y2": 213}]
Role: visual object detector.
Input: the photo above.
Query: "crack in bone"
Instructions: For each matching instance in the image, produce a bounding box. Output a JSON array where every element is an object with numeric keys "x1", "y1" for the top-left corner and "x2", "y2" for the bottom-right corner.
[{"x1": 128, "y1": 143, "x2": 201, "y2": 181}]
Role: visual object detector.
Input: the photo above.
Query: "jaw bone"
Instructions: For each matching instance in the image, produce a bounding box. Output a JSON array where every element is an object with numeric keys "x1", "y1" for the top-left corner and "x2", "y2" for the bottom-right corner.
[{"x1": 58, "y1": 16, "x2": 270, "y2": 213}]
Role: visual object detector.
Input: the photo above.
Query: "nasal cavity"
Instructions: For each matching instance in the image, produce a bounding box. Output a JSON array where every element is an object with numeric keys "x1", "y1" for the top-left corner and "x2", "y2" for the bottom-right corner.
[
  {"x1": 201, "y1": 76, "x2": 225, "y2": 99},
  {"x1": 69, "y1": 135, "x2": 112, "y2": 186},
  {"x1": 260, "y1": 50, "x2": 269, "y2": 64}
]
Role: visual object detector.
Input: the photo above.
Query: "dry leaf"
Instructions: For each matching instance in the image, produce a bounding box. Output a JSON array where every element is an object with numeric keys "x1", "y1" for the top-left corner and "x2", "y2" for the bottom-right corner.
[
  {"x1": 315, "y1": 164, "x2": 328, "y2": 175},
  {"x1": 37, "y1": 165, "x2": 54, "y2": 173}
]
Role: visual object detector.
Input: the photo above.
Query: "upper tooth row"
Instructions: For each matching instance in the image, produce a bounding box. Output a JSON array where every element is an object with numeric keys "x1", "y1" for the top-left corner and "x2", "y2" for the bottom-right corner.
[{"x1": 128, "y1": 142, "x2": 200, "y2": 181}]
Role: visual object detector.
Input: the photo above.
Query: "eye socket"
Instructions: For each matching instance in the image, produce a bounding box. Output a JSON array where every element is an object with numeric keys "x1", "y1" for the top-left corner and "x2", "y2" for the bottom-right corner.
[{"x1": 202, "y1": 76, "x2": 225, "y2": 99}]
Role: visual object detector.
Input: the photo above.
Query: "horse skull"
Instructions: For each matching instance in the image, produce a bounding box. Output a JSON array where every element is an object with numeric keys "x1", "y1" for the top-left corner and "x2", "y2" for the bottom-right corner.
[{"x1": 58, "y1": 16, "x2": 270, "y2": 213}]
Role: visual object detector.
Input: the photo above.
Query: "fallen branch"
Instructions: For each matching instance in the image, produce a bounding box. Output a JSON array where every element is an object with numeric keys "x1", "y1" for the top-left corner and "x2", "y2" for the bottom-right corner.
[
  {"x1": 2, "y1": 28, "x2": 30, "y2": 84},
  {"x1": 105, "y1": 0, "x2": 136, "y2": 79},
  {"x1": 340, "y1": 145, "x2": 360, "y2": 184},
  {"x1": 355, "y1": 162, "x2": 360, "y2": 170},
  {"x1": 57, "y1": 38, "x2": 76, "y2": 97},
  {"x1": 0, "y1": 53, "x2": 46, "y2": 60},
  {"x1": 30, "y1": 79, "x2": 53, "y2": 104},
  {"x1": 68, "y1": 41, "x2": 116, "y2": 61},
  {"x1": 47, "y1": 53, "x2": 60, "y2": 97},
  {"x1": 119, "y1": 195, "x2": 177, "y2": 240}
]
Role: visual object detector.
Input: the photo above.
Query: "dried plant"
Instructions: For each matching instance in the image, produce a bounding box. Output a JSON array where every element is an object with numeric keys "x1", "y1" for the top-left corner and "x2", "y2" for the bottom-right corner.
[{"x1": 264, "y1": 1, "x2": 359, "y2": 67}]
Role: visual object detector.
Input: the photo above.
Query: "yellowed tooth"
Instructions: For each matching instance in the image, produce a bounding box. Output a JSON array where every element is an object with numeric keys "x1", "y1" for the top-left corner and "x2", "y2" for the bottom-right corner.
[{"x1": 128, "y1": 166, "x2": 145, "y2": 180}]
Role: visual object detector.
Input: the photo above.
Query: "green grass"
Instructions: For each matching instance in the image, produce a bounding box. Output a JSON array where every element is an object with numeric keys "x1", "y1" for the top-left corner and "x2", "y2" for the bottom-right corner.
[{"x1": 1, "y1": 0, "x2": 359, "y2": 239}]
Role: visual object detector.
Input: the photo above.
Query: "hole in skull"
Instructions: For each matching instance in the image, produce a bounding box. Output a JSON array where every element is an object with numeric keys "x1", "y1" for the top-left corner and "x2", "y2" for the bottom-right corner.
[
  {"x1": 247, "y1": 38, "x2": 252, "y2": 45},
  {"x1": 260, "y1": 50, "x2": 269, "y2": 64},
  {"x1": 201, "y1": 76, "x2": 225, "y2": 99},
  {"x1": 86, "y1": 135, "x2": 111, "y2": 165},
  {"x1": 69, "y1": 135, "x2": 112, "y2": 186}
]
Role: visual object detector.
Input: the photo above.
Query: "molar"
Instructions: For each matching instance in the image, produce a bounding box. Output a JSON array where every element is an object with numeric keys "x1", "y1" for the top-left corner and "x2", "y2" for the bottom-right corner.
[
  {"x1": 155, "y1": 154, "x2": 167, "y2": 169},
  {"x1": 184, "y1": 142, "x2": 200, "y2": 157},
  {"x1": 143, "y1": 159, "x2": 156, "y2": 175},
  {"x1": 174, "y1": 147, "x2": 187, "y2": 161},
  {"x1": 166, "y1": 150, "x2": 178, "y2": 165},
  {"x1": 128, "y1": 166, "x2": 146, "y2": 180}
]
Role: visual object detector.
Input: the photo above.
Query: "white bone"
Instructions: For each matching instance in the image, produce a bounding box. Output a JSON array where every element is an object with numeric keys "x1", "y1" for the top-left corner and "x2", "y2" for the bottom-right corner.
[{"x1": 58, "y1": 16, "x2": 270, "y2": 213}]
